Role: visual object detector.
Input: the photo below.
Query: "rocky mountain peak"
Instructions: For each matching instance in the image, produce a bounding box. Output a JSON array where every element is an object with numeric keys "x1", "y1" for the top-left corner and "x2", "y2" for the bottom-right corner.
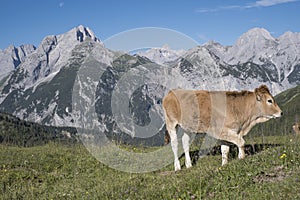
[
  {"x1": 241, "y1": 27, "x2": 275, "y2": 42},
  {"x1": 223, "y1": 28, "x2": 277, "y2": 65},
  {"x1": 71, "y1": 25, "x2": 101, "y2": 43},
  {"x1": 278, "y1": 31, "x2": 300, "y2": 47},
  {"x1": 136, "y1": 44, "x2": 185, "y2": 65},
  {"x1": 203, "y1": 40, "x2": 228, "y2": 59}
]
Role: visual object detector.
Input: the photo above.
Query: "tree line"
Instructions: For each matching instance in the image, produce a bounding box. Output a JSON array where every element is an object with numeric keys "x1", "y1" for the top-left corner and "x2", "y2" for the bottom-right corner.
[{"x1": 0, "y1": 112, "x2": 77, "y2": 147}]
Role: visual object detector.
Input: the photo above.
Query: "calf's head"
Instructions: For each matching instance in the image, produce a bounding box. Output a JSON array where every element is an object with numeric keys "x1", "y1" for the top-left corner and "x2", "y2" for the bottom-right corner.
[{"x1": 255, "y1": 85, "x2": 282, "y2": 119}]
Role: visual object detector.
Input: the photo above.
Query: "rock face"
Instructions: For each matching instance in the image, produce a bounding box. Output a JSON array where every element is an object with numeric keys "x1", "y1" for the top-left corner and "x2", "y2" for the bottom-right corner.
[
  {"x1": 136, "y1": 44, "x2": 185, "y2": 65},
  {"x1": 0, "y1": 26, "x2": 300, "y2": 145},
  {"x1": 0, "y1": 44, "x2": 36, "y2": 80},
  {"x1": 218, "y1": 28, "x2": 300, "y2": 90},
  {"x1": 0, "y1": 25, "x2": 113, "y2": 127}
]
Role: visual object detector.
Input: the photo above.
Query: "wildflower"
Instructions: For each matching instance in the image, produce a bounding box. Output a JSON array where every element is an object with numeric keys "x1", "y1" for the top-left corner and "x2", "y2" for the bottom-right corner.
[{"x1": 280, "y1": 153, "x2": 287, "y2": 159}]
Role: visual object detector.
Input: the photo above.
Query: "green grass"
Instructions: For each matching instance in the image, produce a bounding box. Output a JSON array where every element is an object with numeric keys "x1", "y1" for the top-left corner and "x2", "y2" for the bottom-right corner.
[{"x1": 1, "y1": 135, "x2": 300, "y2": 199}]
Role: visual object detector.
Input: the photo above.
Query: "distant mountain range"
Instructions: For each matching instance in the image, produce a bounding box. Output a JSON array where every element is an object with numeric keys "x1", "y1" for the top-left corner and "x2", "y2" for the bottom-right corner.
[
  {"x1": 135, "y1": 28, "x2": 300, "y2": 93},
  {"x1": 0, "y1": 25, "x2": 299, "y2": 144}
]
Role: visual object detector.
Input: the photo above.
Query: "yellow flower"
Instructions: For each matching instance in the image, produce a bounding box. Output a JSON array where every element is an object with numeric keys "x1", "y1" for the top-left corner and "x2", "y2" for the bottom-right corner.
[{"x1": 280, "y1": 153, "x2": 287, "y2": 159}]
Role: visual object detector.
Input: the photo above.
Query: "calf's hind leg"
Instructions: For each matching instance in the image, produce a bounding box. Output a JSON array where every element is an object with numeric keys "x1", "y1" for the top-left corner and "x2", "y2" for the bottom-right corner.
[
  {"x1": 182, "y1": 132, "x2": 192, "y2": 168},
  {"x1": 166, "y1": 121, "x2": 181, "y2": 171}
]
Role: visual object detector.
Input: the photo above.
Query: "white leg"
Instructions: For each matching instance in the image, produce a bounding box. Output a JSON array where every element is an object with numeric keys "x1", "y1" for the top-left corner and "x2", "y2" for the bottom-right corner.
[
  {"x1": 182, "y1": 132, "x2": 192, "y2": 168},
  {"x1": 169, "y1": 129, "x2": 181, "y2": 171},
  {"x1": 238, "y1": 145, "x2": 245, "y2": 159},
  {"x1": 221, "y1": 144, "x2": 230, "y2": 166},
  {"x1": 237, "y1": 135, "x2": 245, "y2": 159},
  {"x1": 220, "y1": 132, "x2": 245, "y2": 161}
]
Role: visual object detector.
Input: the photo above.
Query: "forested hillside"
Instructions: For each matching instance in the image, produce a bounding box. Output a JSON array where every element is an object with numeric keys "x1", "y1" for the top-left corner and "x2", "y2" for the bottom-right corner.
[{"x1": 0, "y1": 112, "x2": 77, "y2": 146}]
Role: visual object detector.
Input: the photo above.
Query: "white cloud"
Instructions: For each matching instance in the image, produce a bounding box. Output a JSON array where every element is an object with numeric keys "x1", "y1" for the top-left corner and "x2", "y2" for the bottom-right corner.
[
  {"x1": 196, "y1": 0, "x2": 298, "y2": 13},
  {"x1": 59, "y1": 2, "x2": 64, "y2": 8},
  {"x1": 197, "y1": 8, "x2": 218, "y2": 13},
  {"x1": 252, "y1": 0, "x2": 298, "y2": 7}
]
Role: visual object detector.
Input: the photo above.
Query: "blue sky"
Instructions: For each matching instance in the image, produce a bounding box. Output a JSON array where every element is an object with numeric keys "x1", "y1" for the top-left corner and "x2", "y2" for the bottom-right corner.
[{"x1": 0, "y1": 0, "x2": 299, "y2": 50}]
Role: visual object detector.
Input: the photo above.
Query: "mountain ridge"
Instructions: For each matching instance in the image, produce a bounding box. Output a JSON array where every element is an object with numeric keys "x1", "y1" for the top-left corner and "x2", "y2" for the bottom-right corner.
[{"x1": 0, "y1": 25, "x2": 299, "y2": 136}]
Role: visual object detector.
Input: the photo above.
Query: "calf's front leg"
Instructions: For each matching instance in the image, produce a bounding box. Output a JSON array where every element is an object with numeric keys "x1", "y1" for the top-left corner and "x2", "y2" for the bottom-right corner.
[
  {"x1": 221, "y1": 144, "x2": 230, "y2": 166},
  {"x1": 238, "y1": 143, "x2": 245, "y2": 160},
  {"x1": 220, "y1": 132, "x2": 246, "y2": 164}
]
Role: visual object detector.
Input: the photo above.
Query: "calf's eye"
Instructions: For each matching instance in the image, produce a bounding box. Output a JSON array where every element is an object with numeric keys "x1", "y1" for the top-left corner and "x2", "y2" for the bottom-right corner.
[{"x1": 267, "y1": 99, "x2": 273, "y2": 104}]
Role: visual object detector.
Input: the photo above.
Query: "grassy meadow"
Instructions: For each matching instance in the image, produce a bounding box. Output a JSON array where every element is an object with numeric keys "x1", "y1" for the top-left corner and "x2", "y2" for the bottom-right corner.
[{"x1": 1, "y1": 134, "x2": 300, "y2": 200}]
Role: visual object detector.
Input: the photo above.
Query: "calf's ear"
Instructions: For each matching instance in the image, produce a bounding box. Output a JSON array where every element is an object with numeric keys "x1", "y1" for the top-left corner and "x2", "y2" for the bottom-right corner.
[{"x1": 254, "y1": 88, "x2": 262, "y2": 101}]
